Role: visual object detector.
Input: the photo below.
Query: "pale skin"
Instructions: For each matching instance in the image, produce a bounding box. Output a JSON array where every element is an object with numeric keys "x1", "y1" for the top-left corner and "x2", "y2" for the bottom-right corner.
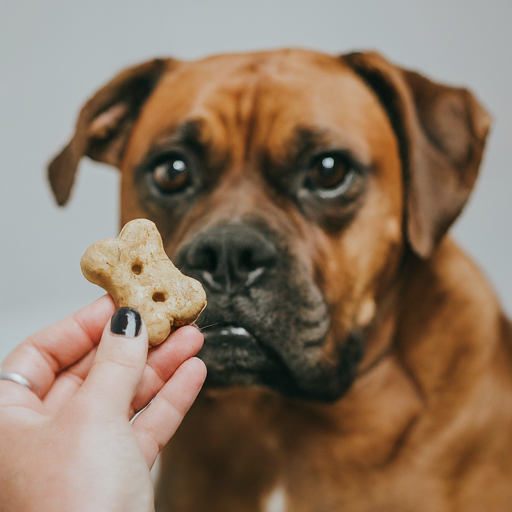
[{"x1": 0, "y1": 295, "x2": 206, "y2": 512}]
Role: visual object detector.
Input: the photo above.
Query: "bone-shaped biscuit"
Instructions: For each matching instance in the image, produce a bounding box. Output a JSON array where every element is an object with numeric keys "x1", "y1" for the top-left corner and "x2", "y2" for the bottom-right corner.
[{"x1": 80, "y1": 219, "x2": 206, "y2": 347}]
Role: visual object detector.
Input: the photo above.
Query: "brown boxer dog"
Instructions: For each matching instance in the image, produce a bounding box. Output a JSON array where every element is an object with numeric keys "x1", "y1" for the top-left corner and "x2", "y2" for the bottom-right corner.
[{"x1": 48, "y1": 49, "x2": 512, "y2": 511}]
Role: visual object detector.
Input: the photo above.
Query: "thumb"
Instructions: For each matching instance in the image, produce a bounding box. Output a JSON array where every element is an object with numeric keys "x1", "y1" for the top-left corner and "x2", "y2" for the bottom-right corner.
[{"x1": 81, "y1": 307, "x2": 148, "y2": 416}]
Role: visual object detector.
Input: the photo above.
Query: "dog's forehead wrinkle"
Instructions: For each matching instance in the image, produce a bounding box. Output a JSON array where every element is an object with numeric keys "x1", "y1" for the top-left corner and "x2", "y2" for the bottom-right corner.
[
  {"x1": 180, "y1": 69, "x2": 309, "y2": 164},
  {"x1": 211, "y1": 74, "x2": 267, "y2": 164}
]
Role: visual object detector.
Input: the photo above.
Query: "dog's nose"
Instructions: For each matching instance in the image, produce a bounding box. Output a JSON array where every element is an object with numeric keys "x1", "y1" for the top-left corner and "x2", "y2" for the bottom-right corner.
[{"x1": 182, "y1": 225, "x2": 278, "y2": 294}]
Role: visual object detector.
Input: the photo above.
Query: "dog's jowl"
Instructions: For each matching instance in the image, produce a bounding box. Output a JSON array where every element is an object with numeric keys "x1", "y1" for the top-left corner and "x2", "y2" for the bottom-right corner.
[{"x1": 49, "y1": 49, "x2": 512, "y2": 512}]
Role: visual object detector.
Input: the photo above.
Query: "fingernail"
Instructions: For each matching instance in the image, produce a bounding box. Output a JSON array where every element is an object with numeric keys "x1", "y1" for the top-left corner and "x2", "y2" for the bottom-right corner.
[{"x1": 111, "y1": 308, "x2": 142, "y2": 337}]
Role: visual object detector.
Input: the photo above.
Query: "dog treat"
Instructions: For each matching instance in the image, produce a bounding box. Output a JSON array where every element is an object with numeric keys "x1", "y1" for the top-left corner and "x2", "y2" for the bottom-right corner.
[{"x1": 80, "y1": 219, "x2": 206, "y2": 347}]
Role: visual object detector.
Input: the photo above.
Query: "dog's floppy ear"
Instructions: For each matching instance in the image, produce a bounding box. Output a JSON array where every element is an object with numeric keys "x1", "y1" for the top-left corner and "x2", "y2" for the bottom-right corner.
[
  {"x1": 344, "y1": 51, "x2": 491, "y2": 258},
  {"x1": 48, "y1": 58, "x2": 173, "y2": 206}
]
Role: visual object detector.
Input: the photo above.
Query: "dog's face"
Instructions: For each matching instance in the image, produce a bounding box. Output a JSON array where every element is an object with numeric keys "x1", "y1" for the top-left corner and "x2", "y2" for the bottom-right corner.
[
  {"x1": 119, "y1": 51, "x2": 403, "y2": 400},
  {"x1": 49, "y1": 49, "x2": 490, "y2": 401}
]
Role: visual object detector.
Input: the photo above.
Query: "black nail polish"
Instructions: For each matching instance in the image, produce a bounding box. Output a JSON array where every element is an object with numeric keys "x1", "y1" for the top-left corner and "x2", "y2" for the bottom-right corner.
[{"x1": 111, "y1": 308, "x2": 142, "y2": 337}]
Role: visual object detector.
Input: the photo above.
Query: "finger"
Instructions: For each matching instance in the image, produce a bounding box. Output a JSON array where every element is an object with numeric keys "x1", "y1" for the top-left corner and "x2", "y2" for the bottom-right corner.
[
  {"x1": 79, "y1": 308, "x2": 149, "y2": 416},
  {"x1": 130, "y1": 326, "x2": 204, "y2": 416},
  {"x1": 132, "y1": 357, "x2": 206, "y2": 468},
  {"x1": 43, "y1": 347, "x2": 98, "y2": 413},
  {"x1": 46, "y1": 326, "x2": 204, "y2": 415},
  {"x1": 0, "y1": 295, "x2": 115, "y2": 399}
]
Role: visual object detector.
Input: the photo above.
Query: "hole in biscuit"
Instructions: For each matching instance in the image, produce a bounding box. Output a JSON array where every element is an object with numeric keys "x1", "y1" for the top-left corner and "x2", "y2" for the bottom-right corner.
[
  {"x1": 152, "y1": 292, "x2": 166, "y2": 302},
  {"x1": 132, "y1": 263, "x2": 143, "y2": 275}
]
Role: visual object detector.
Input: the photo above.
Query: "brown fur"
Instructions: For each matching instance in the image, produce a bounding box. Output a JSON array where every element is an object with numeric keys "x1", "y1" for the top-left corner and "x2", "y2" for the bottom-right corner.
[{"x1": 48, "y1": 49, "x2": 512, "y2": 511}]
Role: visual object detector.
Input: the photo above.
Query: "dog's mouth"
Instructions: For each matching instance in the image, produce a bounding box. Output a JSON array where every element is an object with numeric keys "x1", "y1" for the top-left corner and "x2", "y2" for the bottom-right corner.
[
  {"x1": 198, "y1": 318, "x2": 364, "y2": 402},
  {"x1": 201, "y1": 324, "x2": 261, "y2": 363},
  {"x1": 203, "y1": 325, "x2": 255, "y2": 342},
  {"x1": 198, "y1": 323, "x2": 295, "y2": 391}
]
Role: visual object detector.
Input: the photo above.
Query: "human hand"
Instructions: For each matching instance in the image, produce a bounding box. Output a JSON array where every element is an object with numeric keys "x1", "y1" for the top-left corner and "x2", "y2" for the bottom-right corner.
[{"x1": 0, "y1": 295, "x2": 206, "y2": 512}]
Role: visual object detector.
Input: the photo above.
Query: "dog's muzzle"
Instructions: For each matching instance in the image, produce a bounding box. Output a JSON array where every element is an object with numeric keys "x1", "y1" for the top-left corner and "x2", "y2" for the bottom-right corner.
[{"x1": 175, "y1": 223, "x2": 363, "y2": 402}]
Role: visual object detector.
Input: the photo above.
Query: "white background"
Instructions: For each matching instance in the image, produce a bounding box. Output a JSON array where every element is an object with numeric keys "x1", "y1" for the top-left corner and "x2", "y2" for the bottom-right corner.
[{"x1": 1, "y1": 0, "x2": 511, "y2": 362}]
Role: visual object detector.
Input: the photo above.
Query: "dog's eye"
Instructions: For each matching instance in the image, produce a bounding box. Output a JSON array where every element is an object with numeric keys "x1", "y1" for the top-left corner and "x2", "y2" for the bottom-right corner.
[
  {"x1": 151, "y1": 155, "x2": 190, "y2": 193},
  {"x1": 304, "y1": 154, "x2": 356, "y2": 198}
]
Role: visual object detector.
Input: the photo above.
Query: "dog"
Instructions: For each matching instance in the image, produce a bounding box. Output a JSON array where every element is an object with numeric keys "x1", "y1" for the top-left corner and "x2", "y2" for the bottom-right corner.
[{"x1": 48, "y1": 49, "x2": 512, "y2": 511}]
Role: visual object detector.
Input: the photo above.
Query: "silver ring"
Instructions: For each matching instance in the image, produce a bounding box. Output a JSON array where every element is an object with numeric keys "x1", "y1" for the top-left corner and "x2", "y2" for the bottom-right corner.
[{"x1": 0, "y1": 371, "x2": 32, "y2": 390}]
